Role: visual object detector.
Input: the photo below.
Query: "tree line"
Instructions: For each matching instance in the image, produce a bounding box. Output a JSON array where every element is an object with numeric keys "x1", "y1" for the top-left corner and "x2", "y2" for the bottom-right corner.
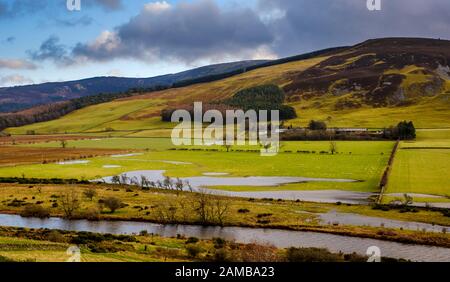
[{"x1": 0, "y1": 85, "x2": 168, "y2": 131}]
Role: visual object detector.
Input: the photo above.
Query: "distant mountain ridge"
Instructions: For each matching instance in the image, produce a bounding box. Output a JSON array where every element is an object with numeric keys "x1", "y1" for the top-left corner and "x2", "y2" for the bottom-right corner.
[
  {"x1": 3, "y1": 37, "x2": 450, "y2": 133},
  {"x1": 0, "y1": 60, "x2": 268, "y2": 113}
]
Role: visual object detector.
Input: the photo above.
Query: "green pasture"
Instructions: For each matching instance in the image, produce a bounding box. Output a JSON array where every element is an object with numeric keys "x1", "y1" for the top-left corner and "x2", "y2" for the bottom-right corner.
[
  {"x1": 1, "y1": 141, "x2": 394, "y2": 192},
  {"x1": 387, "y1": 148, "x2": 450, "y2": 197}
]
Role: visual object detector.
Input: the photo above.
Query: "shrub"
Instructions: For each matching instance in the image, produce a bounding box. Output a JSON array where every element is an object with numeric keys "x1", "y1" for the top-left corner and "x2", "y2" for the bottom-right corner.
[
  {"x1": 236, "y1": 244, "x2": 281, "y2": 262},
  {"x1": 20, "y1": 205, "x2": 50, "y2": 218},
  {"x1": 83, "y1": 188, "x2": 97, "y2": 201},
  {"x1": 212, "y1": 249, "x2": 231, "y2": 262},
  {"x1": 285, "y1": 247, "x2": 343, "y2": 262},
  {"x1": 82, "y1": 208, "x2": 101, "y2": 221},
  {"x1": 213, "y1": 238, "x2": 226, "y2": 249},
  {"x1": 186, "y1": 244, "x2": 203, "y2": 258},
  {"x1": 46, "y1": 230, "x2": 66, "y2": 243},
  {"x1": 442, "y1": 210, "x2": 450, "y2": 218},
  {"x1": 185, "y1": 237, "x2": 199, "y2": 244},
  {"x1": 238, "y1": 208, "x2": 250, "y2": 214},
  {"x1": 102, "y1": 197, "x2": 124, "y2": 213},
  {"x1": 0, "y1": 255, "x2": 14, "y2": 262}
]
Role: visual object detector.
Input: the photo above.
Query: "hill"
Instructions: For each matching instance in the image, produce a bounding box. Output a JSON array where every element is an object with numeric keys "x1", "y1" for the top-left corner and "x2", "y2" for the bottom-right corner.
[
  {"x1": 0, "y1": 60, "x2": 268, "y2": 113},
  {"x1": 6, "y1": 38, "x2": 450, "y2": 135}
]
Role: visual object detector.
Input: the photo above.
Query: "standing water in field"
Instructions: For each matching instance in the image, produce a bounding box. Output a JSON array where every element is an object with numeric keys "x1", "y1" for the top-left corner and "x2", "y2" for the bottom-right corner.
[{"x1": 94, "y1": 170, "x2": 373, "y2": 204}]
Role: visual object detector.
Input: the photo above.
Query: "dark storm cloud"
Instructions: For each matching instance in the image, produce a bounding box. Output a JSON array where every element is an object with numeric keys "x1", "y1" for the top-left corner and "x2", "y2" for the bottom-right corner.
[
  {"x1": 258, "y1": 0, "x2": 450, "y2": 56},
  {"x1": 27, "y1": 0, "x2": 450, "y2": 67},
  {"x1": 28, "y1": 35, "x2": 74, "y2": 65},
  {"x1": 73, "y1": 0, "x2": 274, "y2": 63}
]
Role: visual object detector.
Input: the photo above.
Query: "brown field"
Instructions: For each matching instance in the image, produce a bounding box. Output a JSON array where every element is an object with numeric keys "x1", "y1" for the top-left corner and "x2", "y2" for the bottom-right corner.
[
  {"x1": 0, "y1": 147, "x2": 130, "y2": 167},
  {"x1": 0, "y1": 135, "x2": 101, "y2": 146}
]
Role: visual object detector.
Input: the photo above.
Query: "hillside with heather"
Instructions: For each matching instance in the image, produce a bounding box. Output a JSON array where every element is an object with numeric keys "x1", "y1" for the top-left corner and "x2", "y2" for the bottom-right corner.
[{"x1": 5, "y1": 38, "x2": 450, "y2": 135}]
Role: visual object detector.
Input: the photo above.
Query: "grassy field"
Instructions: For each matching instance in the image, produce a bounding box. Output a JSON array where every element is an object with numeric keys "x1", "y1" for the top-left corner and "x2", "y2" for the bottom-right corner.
[
  {"x1": 387, "y1": 148, "x2": 450, "y2": 197},
  {"x1": 386, "y1": 129, "x2": 450, "y2": 197},
  {"x1": 0, "y1": 147, "x2": 128, "y2": 167},
  {"x1": 0, "y1": 140, "x2": 394, "y2": 192}
]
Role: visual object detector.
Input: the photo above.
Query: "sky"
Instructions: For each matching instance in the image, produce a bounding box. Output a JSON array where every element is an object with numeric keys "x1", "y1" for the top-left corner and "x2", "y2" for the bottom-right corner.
[{"x1": 0, "y1": 0, "x2": 449, "y2": 87}]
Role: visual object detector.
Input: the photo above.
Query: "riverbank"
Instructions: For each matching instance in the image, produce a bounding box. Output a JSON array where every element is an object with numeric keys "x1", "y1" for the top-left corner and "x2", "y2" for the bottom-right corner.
[
  {"x1": 0, "y1": 183, "x2": 449, "y2": 248},
  {"x1": 0, "y1": 226, "x2": 383, "y2": 263}
]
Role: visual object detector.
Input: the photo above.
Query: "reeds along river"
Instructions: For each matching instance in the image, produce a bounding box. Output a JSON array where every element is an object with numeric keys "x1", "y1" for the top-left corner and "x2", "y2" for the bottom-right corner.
[{"x1": 0, "y1": 214, "x2": 449, "y2": 262}]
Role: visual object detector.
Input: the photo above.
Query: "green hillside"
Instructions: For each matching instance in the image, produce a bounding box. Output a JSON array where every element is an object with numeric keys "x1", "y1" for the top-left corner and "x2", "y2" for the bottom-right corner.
[{"x1": 6, "y1": 38, "x2": 450, "y2": 136}]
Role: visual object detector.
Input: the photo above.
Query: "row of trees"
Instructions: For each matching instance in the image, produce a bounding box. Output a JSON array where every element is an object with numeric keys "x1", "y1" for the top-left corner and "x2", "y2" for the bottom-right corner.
[{"x1": 109, "y1": 174, "x2": 230, "y2": 225}]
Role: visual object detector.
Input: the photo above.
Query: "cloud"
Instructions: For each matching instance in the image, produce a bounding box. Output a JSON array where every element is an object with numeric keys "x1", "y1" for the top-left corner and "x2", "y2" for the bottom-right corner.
[
  {"x1": 0, "y1": 74, "x2": 34, "y2": 86},
  {"x1": 0, "y1": 59, "x2": 37, "y2": 70},
  {"x1": 86, "y1": 0, "x2": 123, "y2": 11},
  {"x1": 28, "y1": 35, "x2": 74, "y2": 65},
  {"x1": 0, "y1": 0, "x2": 122, "y2": 19},
  {"x1": 54, "y1": 15, "x2": 93, "y2": 27},
  {"x1": 0, "y1": 0, "x2": 47, "y2": 18},
  {"x1": 72, "y1": 0, "x2": 274, "y2": 64},
  {"x1": 258, "y1": 0, "x2": 450, "y2": 56},
  {"x1": 107, "y1": 69, "x2": 122, "y2": 76}
]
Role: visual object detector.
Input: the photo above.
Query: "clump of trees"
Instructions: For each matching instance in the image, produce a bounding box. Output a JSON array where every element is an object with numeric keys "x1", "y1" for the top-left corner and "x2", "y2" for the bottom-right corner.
[
  {"x1": 154, "y1": 189, "x2": 230, "y2": 226},
  {"x1": 225, "y1": 85, "x2": 297, "y2": 120},
  {"x1": 192, "y1": 189, "x2": 230, "y2": 225},
  {"x1": 308, "y1": 120, "x2": 327, "y2": 131},
  {"x1": 383, "y1": 121, "x2": 416, "y2": 140},
  {"x1": 161, "y1": 84, "x2": 297, "y2": 122}
]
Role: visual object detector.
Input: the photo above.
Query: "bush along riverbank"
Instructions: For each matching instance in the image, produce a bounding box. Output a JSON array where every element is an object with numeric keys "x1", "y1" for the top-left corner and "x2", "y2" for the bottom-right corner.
[{"x1": 0, "y1": 226, "x2": 408, "y2": 262}]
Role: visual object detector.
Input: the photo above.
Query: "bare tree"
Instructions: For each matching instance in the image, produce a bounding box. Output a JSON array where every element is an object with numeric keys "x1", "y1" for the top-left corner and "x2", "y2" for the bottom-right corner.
[
  {"x1": 111, "y1": 175, "x2": 121, "y2": 185},
  {"x1": 213, "y1": 197, "x2": 230, "y2": 226},
  {"x1": 155, "y1": 203, "x2": 178, "y2": 222},
  {"x1": 193, "y1": 189, "x2": 230, "y2": 225},
  {"x1": 60, "y1": 189, "x2": 80, "y2": 218},
  {"x1": 140, "y1": 175, "x2": 150, "y2": 188},
  {"x1": 120, "y1": 174, "x2": 129, "y2": 185},
  {"x1": 193, "y1": 189, "x2": 214, "y2": 224},
  {"x1": 403, "y1": 194, "x2": 413, "y2": 207},
  {"x1": 329, "y1": 141, "x2": 338, "y2": 155},
  {"x1": 163, "y1": 176, "x2": 174, "y2": 190},
  {"x1": 223, "y1": 144, "x2": 232, "y2": 153}
]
